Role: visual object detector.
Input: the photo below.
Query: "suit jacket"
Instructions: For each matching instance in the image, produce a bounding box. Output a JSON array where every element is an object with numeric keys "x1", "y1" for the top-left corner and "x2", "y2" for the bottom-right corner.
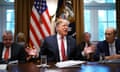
[
  {"x1": 94, "y1": 39, "x2": 120, "y2": 61},
  {"x1": 76, "y1": 41, "x2": 91, "y2": 60},
  {"x1": 0, "y1": 42, "x2": 26, "y2": 63},
  {"x1": 78, "y1": 41, "x2": 91, "y2": 51},
  {"x1": 40, "y1": 35, "x2": 77, "y2": 62}
]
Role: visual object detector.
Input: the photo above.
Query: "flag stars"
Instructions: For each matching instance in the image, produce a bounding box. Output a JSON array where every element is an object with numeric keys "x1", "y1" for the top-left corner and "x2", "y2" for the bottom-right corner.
[
  {"x1": 36, "y1": 6, "x2": 39, "y2": 9},
  {"x1": 40, "y1": 2, "x2": 43, "y2": 6},
  {"x1": 42, "y1": 3, "x2": 45, "y2": 5},
  {"x1": 34, "y1": 0, "x2": 47, "y2": 14},
  {"x1": 42, "y1": 7, "x2": 45, "y2": 10},
  {"x1": 37, "y1": 2, "x2": 39, "y2": 4},
  {"x1": 39, "y1": 10, "x2": 41, "y2": 14}
]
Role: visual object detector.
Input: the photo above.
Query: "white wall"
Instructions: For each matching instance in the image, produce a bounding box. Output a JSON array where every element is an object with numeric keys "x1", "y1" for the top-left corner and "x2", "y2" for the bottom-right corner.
[{"x1": 47, "y1": 0, "x2": 58, "y2": 16}]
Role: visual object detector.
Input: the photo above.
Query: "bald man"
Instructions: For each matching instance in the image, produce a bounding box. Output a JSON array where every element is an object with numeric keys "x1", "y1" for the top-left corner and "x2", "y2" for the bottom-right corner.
[
  {"x1": 0, "y1": 31, "x2": 26, "y2": 64},
  {"x1": 95, "y1": 27, "x2": 120, "y2": 60}
]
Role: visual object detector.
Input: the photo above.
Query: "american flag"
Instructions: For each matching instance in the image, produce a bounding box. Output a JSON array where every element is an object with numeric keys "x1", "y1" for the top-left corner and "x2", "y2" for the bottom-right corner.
[{"x1": 29, "y1": 0, "x2": 51, "y2": 49}]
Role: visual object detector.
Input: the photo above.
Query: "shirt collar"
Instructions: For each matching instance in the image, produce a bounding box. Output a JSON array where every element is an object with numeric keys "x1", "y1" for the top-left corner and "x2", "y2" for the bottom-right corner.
[
  {"x1": 57, "y1": 33, "x2": 66, "y2": 40},
  {"x1": 109, "y1": 40, "x2": 115, "y2": 46}
]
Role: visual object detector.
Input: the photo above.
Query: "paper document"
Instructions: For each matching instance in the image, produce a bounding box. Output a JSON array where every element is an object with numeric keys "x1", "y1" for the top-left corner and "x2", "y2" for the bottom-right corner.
[
  {"x1": 8, "y1": 60, "x2": 18, "y2": 64},
  {"x1": 100, "y1": 59, "x2": 120, "y2": 63},
  {"x1": 55, "y1": 60, "x2": 86, "y2": 68},
  {"x1": 0, "y1": 64, "x2": 7, "y2": 70}
]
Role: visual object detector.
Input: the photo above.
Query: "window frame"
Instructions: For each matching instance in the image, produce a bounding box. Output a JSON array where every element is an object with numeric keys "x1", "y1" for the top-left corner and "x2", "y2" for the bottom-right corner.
[
  {"x1": 0, "y1": 0, "x2": 14, "y2": 41},
  {"x1": 84, "y1": 1, "x2": 116, "y2": 41}
]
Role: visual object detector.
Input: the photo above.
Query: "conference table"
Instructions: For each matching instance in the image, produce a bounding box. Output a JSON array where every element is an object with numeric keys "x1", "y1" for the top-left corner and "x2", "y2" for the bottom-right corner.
[{"x1": 4, "y1": 61, "x2": 120, "y2": 72}]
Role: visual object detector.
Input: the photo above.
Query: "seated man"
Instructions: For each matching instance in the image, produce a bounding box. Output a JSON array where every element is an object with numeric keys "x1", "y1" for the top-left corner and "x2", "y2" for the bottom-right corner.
[
  {"x1": 40, "y1": 18, "x2": 77, "y2": 62},
  {"x1": 0, "y1": 31, "x2": 26, "y2": 64},
  {"x1": 95, "y1": 27, "x2": 120, "y2": 61},
  {"x1": 79, "y1": 32, "x2": 92, "y2": 49},
  {"x1": 76, "y1": 32, "x2": 96, "y2": 61}
]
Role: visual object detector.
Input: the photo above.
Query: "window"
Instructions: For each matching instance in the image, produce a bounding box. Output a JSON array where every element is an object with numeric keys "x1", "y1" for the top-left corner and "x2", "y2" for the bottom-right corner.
[
  {"x1": 0, "y1": 0, "x2": 14, "y2": 41},
  {"x1": 84, "y1": 0, "x2": 116, "y2": 41},
  {"x1": 6, "y1": 9, "x2": 15, "y2": 33},
  {"x1": 4, "y1": 0, "x2": 14, "y2": 2}
]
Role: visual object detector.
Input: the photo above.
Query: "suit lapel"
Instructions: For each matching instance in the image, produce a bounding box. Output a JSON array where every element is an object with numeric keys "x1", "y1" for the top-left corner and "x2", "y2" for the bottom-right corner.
[
  {"x1": 115, "y1": 39, "x2": 120, "y2": 54},
  {"x1": 11, "y1": 44, "x2": 14, "y2": 58},
  {"x1": 0, "y1": 44, "x2": 4, "y2": 59},
  {"x1": 53, "y1": 35, "x2": 59, "y2": 51},
  {"x1": 66, "y1": 36, "x2": 70, "y2": 57},
  {"x1": 104, "y1": 41, "x2": 110, "y2": 56},
  {"x1": 11, "y1": 43, "x2": 17, "y2": 58},
  {"x1": 53, "y1": 35, "x2": 60, "y2": 61}
]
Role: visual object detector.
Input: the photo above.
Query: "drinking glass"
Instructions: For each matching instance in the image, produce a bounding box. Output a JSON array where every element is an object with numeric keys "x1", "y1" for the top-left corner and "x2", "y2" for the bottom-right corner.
[
  {"x1": 40, "y1": 55, "x2": 48, "y2": 67},
  {"x1": 99, "y1": 52, "x2": 105, "y2": 63}
]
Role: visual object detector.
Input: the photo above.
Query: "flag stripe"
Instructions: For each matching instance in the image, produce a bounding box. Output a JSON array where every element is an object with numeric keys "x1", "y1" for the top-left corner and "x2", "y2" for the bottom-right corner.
[
  {"x1": 30, "y1": 17, "x2": 43, "y2": 39},
  {"x1": 45, "y1": 8, "x2": 50, "y2": 19},
  {"x1": 31, "y1": 11, "x2": 45, "y2": 38},
  {"x1": 32, "y1": 6, "x2": 39, "y2": 22},
  {"x1": 29, "y1": 0, "x2": 51, "y2": 49},
  {"x1": 41, "y1": 11, "x2": 51, "y2": 34},
  {"x1": 41, "y1": 24, "x2": 49, "y2": 37},
  {"x1": 30, "y1": 31, "x2": 40, "y2": 49},
  {"x1": 30, "y1": 23, "x2": 40, "y2": 45}
]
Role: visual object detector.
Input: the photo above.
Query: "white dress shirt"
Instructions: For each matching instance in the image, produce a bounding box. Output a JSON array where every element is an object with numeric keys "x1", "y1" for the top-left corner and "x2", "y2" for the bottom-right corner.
[
  {"x1": 109, "y1": 41, "x2": 116, "y2": 55},
  {"x1": 57, "y1": 34, "x2": 67, "y2": 61},
  {"x1": 2, "y1": 46, "x2": 11, "y2": 60}
]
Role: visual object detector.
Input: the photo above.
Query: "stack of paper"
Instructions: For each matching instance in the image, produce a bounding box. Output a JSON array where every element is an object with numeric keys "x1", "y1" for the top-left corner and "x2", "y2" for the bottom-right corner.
[
  {"x1": 0, "y1": 64, "x2": 7, "y2": 70},
  {"x1": 55, "y1": 60, "x2": 86, "y2": 68}
]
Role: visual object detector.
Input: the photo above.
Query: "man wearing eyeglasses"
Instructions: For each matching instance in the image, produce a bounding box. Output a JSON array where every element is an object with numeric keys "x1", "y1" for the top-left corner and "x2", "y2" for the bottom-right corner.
[{"x1": 95, "y1": 27, "x2": 120, "y2": 61}]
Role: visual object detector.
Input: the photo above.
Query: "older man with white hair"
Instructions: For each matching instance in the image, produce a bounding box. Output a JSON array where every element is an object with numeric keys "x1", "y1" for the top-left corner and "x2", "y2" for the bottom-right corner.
[{"x1": 95, "y1": 27, "x2": 120, "y2": 61}]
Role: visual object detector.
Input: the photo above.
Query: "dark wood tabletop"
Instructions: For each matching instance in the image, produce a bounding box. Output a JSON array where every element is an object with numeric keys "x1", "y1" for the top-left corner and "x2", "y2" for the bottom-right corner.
[{"x1": 4, "y1": 61, "x2": 120, "y2": 72}]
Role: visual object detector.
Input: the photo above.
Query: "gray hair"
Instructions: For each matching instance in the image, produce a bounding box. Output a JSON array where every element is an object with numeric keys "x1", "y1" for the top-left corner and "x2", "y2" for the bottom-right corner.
[{"x1": 2, "y1": 30, "x2": 13, "y2": 40}]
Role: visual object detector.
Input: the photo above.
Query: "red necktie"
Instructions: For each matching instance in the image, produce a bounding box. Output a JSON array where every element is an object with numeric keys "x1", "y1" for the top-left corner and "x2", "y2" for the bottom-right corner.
[
  {"x1": 4, "y1": 48, "x2": 9, "y2": 60},
  {"x1": 61, "y1": 37, "x2": 67, "y2": 61}
]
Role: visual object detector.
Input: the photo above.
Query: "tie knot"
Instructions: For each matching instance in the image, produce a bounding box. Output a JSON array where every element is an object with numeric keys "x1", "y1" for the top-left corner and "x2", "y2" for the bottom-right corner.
[{"x1": 61, "y1": 36, "x2": 64, "y2": 39}]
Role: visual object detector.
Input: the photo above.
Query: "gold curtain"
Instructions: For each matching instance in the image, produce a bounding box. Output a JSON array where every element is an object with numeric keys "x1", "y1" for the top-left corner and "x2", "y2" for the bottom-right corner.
[
  {"x1": 15, "y1": 0, "x2": 34, "y2": 42},
  {"x1": 72, "y1": 0, "x2": 84, "y2": 44},
  {"x1": 116, "y1": 0, "x2": 120, "y2": 38}
]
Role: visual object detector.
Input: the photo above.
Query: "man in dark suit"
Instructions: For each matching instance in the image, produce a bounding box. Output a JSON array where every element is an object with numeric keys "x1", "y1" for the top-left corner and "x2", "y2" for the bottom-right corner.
[
  {"x1": 78, "y1": 32, "x2": 91, "y2": 51},
  {"x1": 95, "y1": 27, "x2": 120, "y2": 61},
  {"x1": 40, "y1": 18, "x2": 77, "y2": 62},
  {"x1": 0, "y1": 31, "x2": 26, "y2": 64},
  {"x1": 77, "y1": 32, "x2": 96, "y2": 61}
]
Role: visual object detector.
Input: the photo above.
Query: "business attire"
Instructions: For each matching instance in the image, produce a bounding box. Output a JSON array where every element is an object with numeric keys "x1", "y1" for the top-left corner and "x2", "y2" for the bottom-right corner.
[
  {"x1": 40, "y1": 35, "x2": 77, "y2": 62},
  {"x1": 78, "y1": 41, "x2": 91, "y2": 51},
  {"x1": 76, "y1": 41, "x2": 92, "y2": 60},
  {"x1": 0, "y1": 42, "x2": 26, "y2": 64},
  {"x1": 94, "y1": 39, "x2": 120, "y2": 61}
]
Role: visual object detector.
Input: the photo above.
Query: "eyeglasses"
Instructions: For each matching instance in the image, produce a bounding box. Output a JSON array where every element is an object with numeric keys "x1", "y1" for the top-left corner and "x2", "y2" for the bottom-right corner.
[{"x1": 105, "y1": 33, "x2": 113, "y2": 35}]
